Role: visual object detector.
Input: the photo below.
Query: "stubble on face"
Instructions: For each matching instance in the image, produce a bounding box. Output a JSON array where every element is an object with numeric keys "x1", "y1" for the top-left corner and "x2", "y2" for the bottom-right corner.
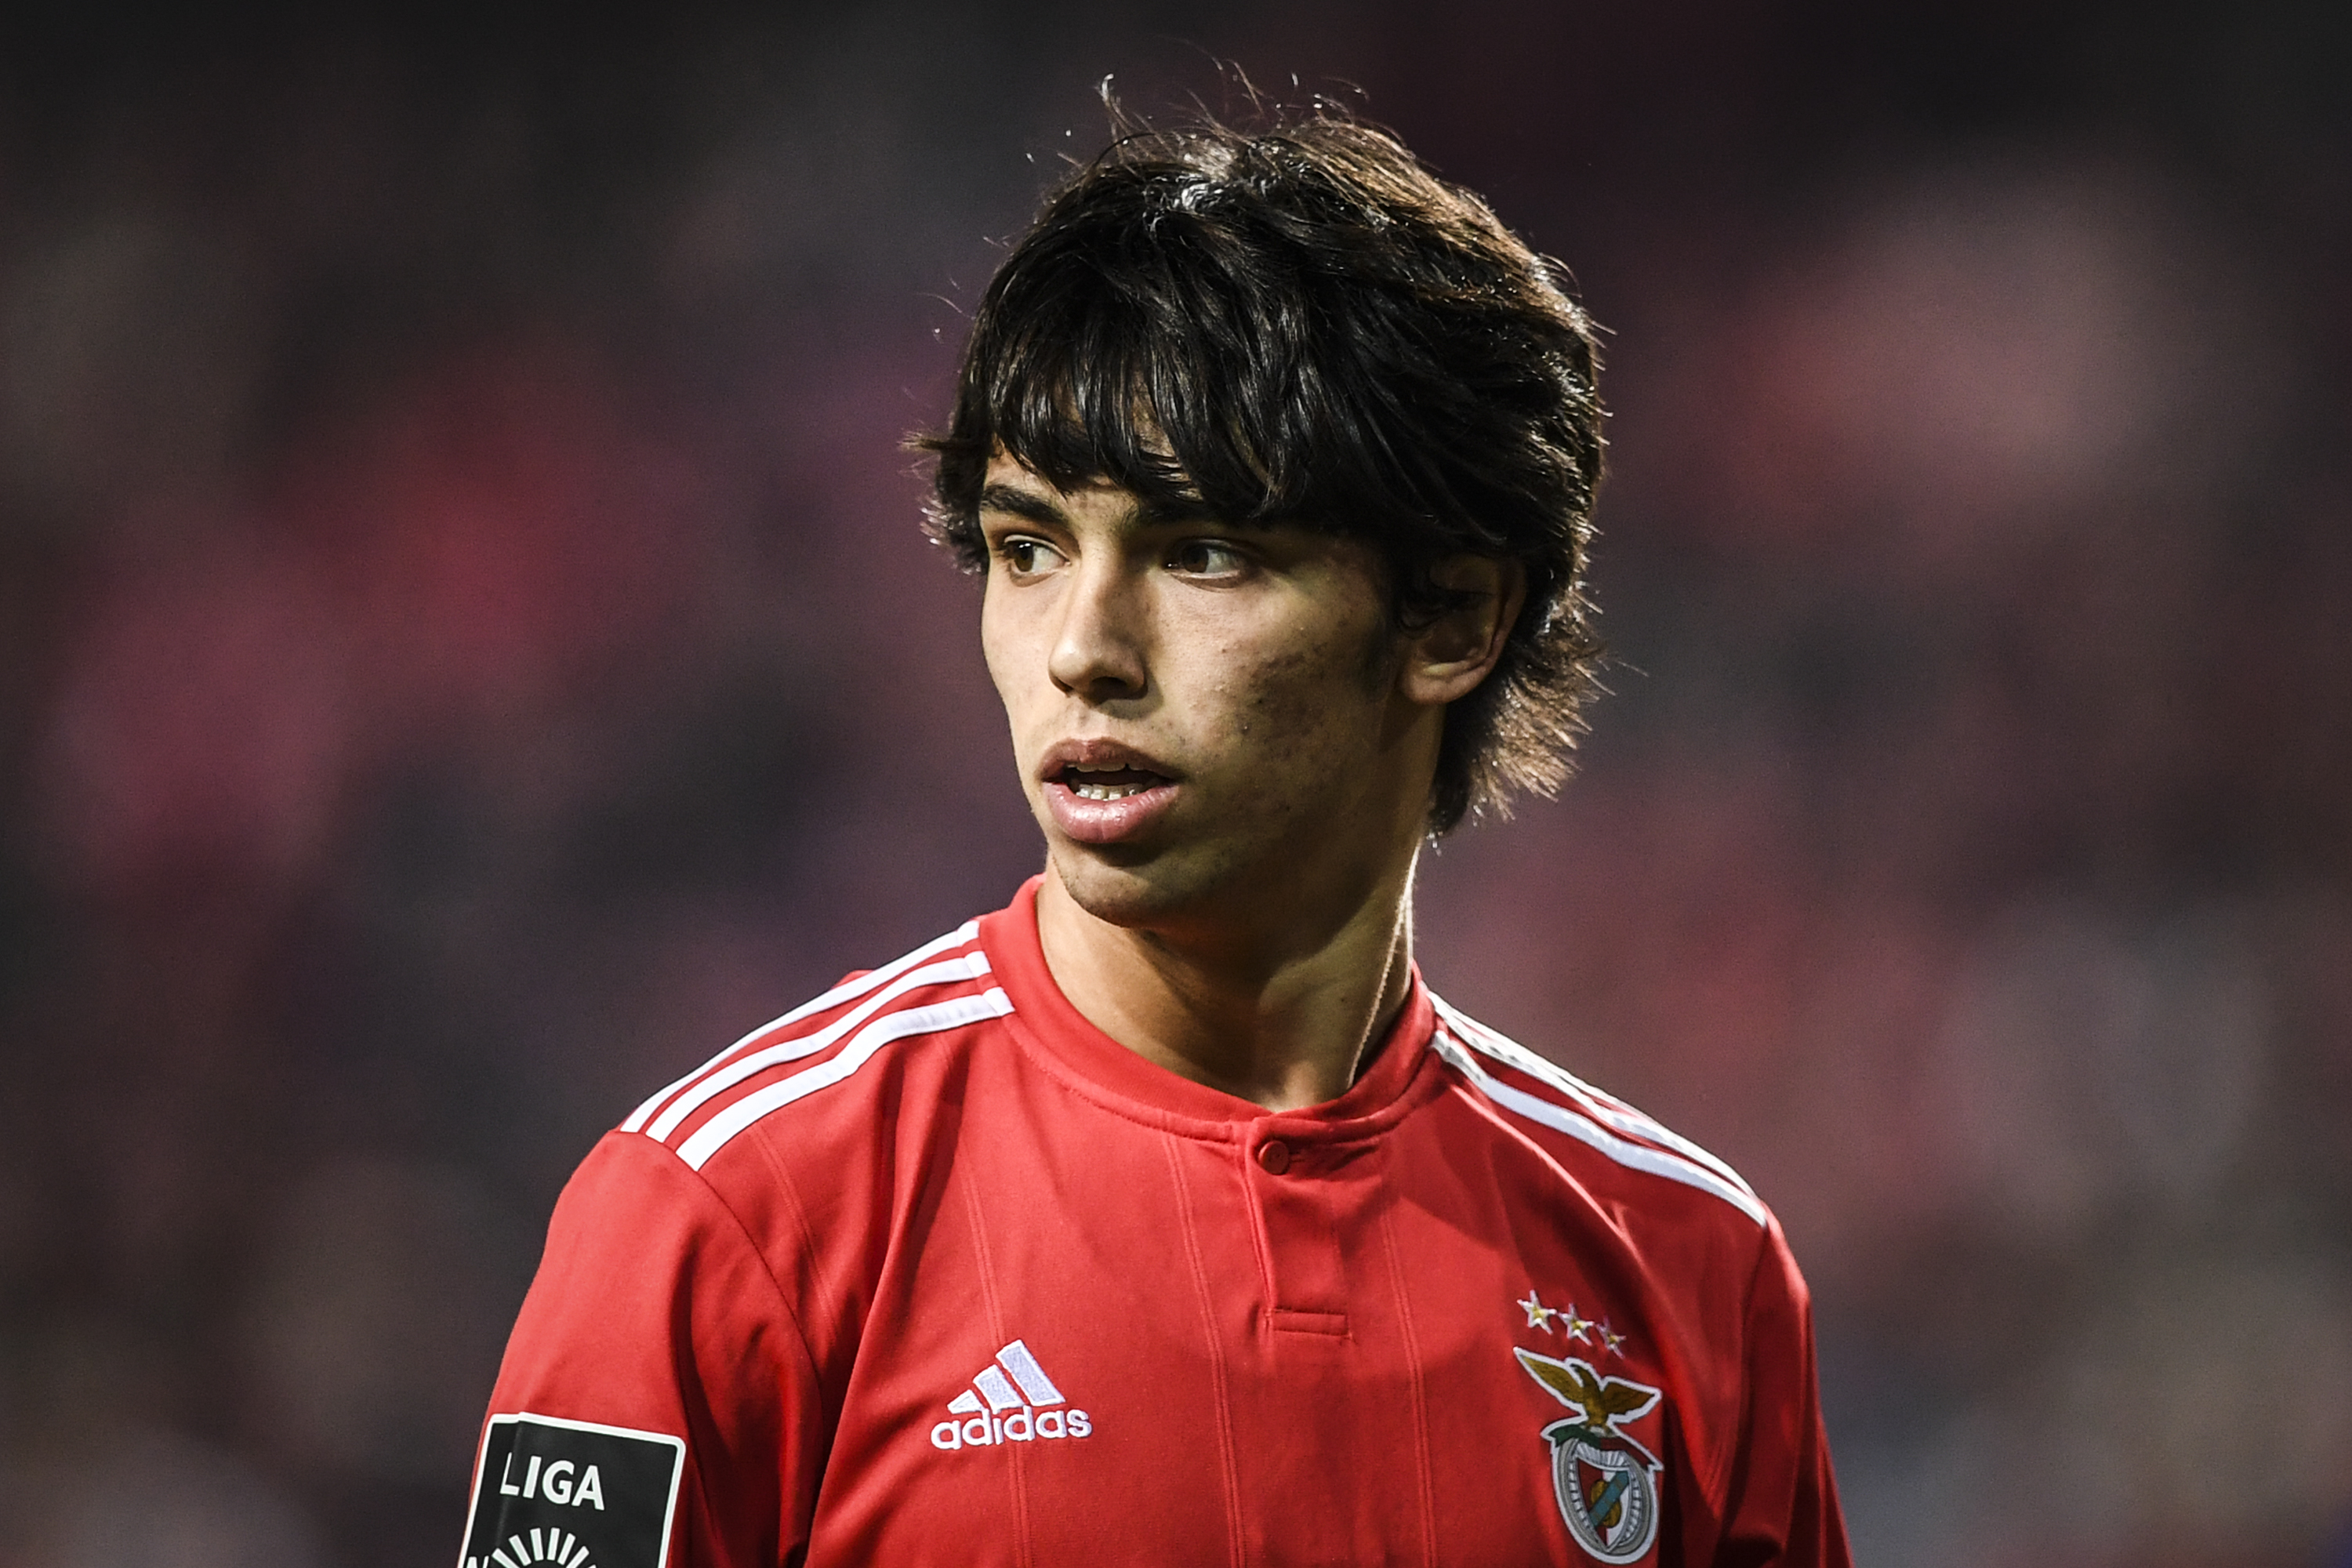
[{"x1": 1049, "y1": 613, "x2": 1407, "y2": 952}]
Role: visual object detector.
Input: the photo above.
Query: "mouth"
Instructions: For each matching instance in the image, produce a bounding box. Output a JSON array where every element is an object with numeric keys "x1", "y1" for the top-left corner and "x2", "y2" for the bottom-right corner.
[
  {"x1": 1057, "y1": 763, "x2": 1170, "y2": 801},
  {"x1": 1037, "y1": 741, "x2": 1181, "y2": 845}
]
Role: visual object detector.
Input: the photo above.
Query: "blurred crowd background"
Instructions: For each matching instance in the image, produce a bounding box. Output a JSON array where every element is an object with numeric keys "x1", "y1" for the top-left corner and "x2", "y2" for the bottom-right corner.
[{"x1": 1, "y1": 2, "x2": 2347, "y2": 1564}]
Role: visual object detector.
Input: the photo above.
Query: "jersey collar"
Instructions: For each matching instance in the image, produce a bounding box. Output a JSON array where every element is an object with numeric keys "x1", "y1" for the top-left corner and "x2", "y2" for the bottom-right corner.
[{"x1": 978, "y1": 875, "x2": 1443, "y2": 1141}]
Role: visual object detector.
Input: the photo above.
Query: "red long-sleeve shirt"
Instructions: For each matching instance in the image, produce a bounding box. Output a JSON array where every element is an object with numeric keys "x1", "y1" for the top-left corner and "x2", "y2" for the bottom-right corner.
[{"x1": 460, "y1": 877, "x2": 1849, "y2": 1567}]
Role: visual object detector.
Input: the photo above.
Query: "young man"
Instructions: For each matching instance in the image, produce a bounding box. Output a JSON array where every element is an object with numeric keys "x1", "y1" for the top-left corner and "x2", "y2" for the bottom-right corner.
[{"x1": 460, "y1": 113, "x2": 1849, "y2": 1567}]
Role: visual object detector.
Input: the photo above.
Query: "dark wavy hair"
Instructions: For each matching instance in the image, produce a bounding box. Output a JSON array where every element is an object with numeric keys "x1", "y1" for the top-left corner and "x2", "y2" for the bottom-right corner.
[{"x1": 919, "y1": 109, "x2": 1606, "y2": 833}]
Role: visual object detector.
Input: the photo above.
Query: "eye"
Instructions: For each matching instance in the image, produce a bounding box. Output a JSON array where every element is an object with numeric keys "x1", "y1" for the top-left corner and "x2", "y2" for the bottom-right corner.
[
  {"x1": 1167, "y1": 539, "x2": 1249, "y2": 579},
  {"x1": 993, "y1": 535, "x2": 1065, "y2": 579}
]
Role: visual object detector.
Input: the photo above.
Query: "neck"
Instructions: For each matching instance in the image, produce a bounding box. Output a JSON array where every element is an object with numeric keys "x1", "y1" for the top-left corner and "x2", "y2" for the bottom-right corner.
[{"x1": 1033, "y1": 851, "x2": 1422, "y2": 1112}]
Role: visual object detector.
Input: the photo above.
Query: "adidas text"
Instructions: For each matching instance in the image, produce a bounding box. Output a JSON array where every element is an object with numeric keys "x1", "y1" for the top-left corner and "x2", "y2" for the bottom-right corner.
[
  {"x1": 929, "y1": 1338, "x2": 1092, "y2": 1452},
  {"x1": 929, "y1": 1407, "x2": 1092, "y2": 1450}
]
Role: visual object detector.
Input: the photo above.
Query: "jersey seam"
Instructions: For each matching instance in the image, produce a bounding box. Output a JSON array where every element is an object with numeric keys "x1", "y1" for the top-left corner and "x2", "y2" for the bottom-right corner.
[
  {"x1": 631, "y1": 1131, "x2": 829, "y2": 1566},
  {"x1": 641, "y1": 1131, "x2": 830, "y2": 1417},
  {"x1": 1373, "y1": 1176, "x2": 1441, "y2": 1568},
  {"x1": 1709, "y1": 1220, "x2": 1780, "y2": 1512}
]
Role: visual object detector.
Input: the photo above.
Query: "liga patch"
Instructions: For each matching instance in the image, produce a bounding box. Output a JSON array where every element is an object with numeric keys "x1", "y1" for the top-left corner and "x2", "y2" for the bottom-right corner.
[{"x1": 461, "y1": 1413, "x2": 685, "y2": 1568}]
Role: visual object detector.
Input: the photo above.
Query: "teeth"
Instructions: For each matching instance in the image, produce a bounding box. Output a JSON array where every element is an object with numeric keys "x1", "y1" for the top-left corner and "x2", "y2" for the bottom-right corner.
[{"x1": 1072, "y1": 782, "x2": 1146, "y2": 801}]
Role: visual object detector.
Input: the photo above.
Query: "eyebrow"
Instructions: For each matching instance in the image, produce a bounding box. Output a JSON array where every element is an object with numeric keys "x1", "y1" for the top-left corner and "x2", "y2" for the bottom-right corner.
[
  {"x1": 977, "y1": 482, "x2": 1067, "y2": 528},
  {"x1": 977, "y1": 481, "x2": 1224, "y2": 531}
]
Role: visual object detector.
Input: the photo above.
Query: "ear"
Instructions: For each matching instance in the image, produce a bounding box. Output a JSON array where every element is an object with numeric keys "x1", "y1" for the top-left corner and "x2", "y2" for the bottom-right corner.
[{"x1": 1397, "y1": 556, "x2": 1525, "y2": 708}]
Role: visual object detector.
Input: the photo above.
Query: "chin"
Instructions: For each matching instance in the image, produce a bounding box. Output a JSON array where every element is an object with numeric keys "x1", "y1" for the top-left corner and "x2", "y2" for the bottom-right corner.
[{"x1": 1047, "y1": 842, "x2": 1221, "y2": 930}]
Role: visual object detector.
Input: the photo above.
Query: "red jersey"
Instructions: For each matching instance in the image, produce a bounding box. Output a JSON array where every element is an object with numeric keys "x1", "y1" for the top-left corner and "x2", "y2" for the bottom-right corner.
[{"x1": 462, "y1": 878, "x2": 1848, "y2": 1568}]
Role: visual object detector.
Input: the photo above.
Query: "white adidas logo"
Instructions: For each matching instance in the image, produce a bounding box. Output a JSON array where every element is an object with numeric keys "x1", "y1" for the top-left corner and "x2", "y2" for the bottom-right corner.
[{"x1": 927, "y1": 1340, "x2": 1093, "y2": 1451}]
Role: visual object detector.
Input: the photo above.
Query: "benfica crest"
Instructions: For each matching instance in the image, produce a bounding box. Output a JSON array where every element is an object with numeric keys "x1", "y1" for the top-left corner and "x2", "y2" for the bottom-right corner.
[{"x1": 1514, "y1": 1347, "x2": 1664, "y2": 1563}]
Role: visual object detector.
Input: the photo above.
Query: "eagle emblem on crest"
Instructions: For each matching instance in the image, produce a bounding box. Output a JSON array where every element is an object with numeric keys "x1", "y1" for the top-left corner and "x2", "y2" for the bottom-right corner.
[{"x1": 1515, "y1": 1347, "x2": 1665, "y2": 1563}]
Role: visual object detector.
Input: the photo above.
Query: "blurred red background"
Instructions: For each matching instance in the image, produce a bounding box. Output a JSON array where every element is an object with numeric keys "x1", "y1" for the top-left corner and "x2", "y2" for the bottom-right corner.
[{"x1": 1, "y1": 4, "x2": 2347, "y2": 1565}]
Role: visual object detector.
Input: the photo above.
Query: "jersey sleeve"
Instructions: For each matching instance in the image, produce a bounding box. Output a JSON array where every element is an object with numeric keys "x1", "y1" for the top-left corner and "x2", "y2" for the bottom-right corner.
[
  {"x1": 1713, "y1": 1216, "x2": 1853, "y2": 1568},
  {"x1": 459, "y1": 1131, "x2": 829, "y2": 1568}
]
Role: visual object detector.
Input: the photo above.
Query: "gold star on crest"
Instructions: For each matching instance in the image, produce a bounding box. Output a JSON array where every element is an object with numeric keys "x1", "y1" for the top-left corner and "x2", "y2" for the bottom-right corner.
[
  {"x1": 1518, "y1": 1289, "x2": 1558, "y2": 1330},
  {"x1": 1561, "y1": 1305, "x2": 1595, "y2": 1343}
]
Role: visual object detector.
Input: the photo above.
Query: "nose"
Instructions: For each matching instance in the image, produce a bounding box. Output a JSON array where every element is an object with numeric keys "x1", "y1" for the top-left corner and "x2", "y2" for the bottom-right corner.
[{"x1": 1047, "y1": 554, "x2": 1149, "y2": 702}]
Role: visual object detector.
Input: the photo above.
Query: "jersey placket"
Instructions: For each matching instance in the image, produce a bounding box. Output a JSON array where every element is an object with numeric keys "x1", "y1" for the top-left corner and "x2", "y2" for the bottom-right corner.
[
  {"x1": 1243, "y1": 1126, "x2": 1368, "y2": 1338},
  {"x1": 1229, "y1": 1123, "x2": 1438, "y2": 1565}
]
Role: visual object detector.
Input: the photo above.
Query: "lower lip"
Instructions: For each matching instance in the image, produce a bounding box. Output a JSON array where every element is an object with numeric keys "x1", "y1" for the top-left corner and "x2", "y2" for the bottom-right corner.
[{"x1": 1044, "y1": 779, "x2": 1179, "y2": 844}]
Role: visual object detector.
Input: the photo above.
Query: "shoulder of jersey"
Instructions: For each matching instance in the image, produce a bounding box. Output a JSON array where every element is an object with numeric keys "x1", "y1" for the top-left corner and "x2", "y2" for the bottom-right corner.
[
  {"x1": 618, "y1": 920, "x2": 1010, "y2": 1173},
  {"x1": 1428, "y1": 996, "x2": 1769, "y2": 1229}
]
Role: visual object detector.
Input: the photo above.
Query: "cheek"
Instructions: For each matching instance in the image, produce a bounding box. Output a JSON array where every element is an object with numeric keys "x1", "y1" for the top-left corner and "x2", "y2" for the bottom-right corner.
[
  {"x1": 979, "y1": 590, "x2": 1037, "y2": 713},
  {"x1": 1221, "y1": 630, "x2": 1389, "y2": 759}
]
